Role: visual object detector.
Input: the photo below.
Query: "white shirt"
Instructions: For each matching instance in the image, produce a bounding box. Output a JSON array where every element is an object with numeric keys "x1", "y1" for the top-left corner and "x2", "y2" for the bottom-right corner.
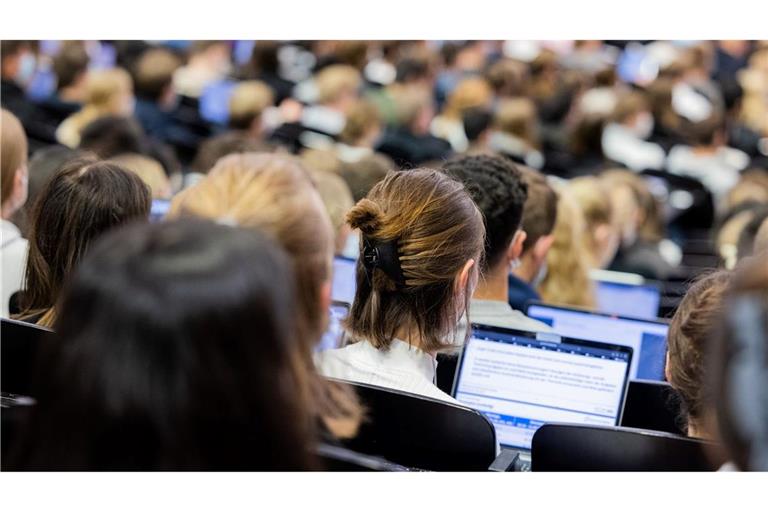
[
  {"x1": 666, "y1": 145, "x2": 749, "y2": 201},
  {"x1": 469, "y1": 299, "x2": 552, "y2": 333},
  {"x1": 601, "y1": 123, "x2": 666, "y2": 172},
  {"x1": 1, "y1": 219, "x2": 28, "y2": 318},
  {"x1": 314, "y1": 338, "x2": 460, "y2": 405}
]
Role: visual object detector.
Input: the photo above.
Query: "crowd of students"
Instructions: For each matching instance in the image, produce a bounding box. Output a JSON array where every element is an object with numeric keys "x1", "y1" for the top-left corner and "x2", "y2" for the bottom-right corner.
[{"x1": 1, "y1": 39, "x2": 768, "y2": 471}]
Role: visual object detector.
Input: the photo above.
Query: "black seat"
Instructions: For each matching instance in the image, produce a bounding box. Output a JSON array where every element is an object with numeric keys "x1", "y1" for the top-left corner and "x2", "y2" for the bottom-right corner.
[
  {"x1": 1, "y1": 318, "x2": 57, "y2": 396},
  {"x1": 315, "y1": 443, "x2": 414, "y2": 471},
  {"x1": 531, "y1": 423, "x2": 722, "y2": 471},
  {"x1": 435, "y1": 352, "x2": 459, "y2": 395},
  {"x1": 621, "y1": 380, "x2": 685, "y2": 435},
  {"x1": 340, "y1": 381, "x2": 497, "y2": 471}
]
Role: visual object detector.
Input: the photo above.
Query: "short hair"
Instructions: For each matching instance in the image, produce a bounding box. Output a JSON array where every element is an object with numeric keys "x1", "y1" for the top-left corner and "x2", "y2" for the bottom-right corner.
[
  {"x1": 442, "y1": 77, "x2": 492, "y2": 119},
  {"x1": 110, "y1": 153, "x2": 172, "y2": 200},
  {"x1": 395, "y1": 57, "x2": 430, "y2": 84},
  {"x1": 79, "y1": 116, "x2": 145, "y2": 158},
  {"x1": 52, "y1": 42, "x2": 89, "y2": 91},
  {"x1": 339, "y1": 100, "x2": 381, "y2": 145},
  {"x1": 462, "y1": 107, "x2": 493, "y2": 143},
  {"x1": 680, "y1": 107, "x2": 725, "y2": 146},
  {"x1": 667, "y1": 270, "x2": 732, "y2": 431},
  {"x1": 609, "y1": 90, "x2": 650, "y2": 124},
  {"x1": 315, "y1": 65, "x2": 361, "y2": 104},
  {"x1": 133, "y1": 47, "x2": 182, "y2": 101},
  {"x1": 346, "y1": 169, "x2": 485, "y2": 353},
  {"x1": 190, "y1": 131, "x2": 275, "y2": 174},
  {"x1": 518, "y1": 166, "x2": 558, "y2": 252},
  {"x1": 18, "y1": 157, "x2": 151, "y2": 327},
  {"x1": 442, "y1": 155, "x2": 528, "y2": 273},
  {"x1": 485, "y1": 58, "x2": 529, "y2": 97},
  {"x1": 390, "y1": 85, "x2": 431, "y2": 128},
  {"x1": 84, "y1": 68, "x2": 133, "y2": 108},
  {"x1": 1, "y1": 109, "x2": 28, "y2": 207},
  {"x1": 339, "y1": 153, "x2": 393, "y2": 202},
  {"x1": 494, "y1": 98, "x2": 539, "y2": 147},
  {"x1": 228, "y1": 80, "x2": 274, "y2": 130}
]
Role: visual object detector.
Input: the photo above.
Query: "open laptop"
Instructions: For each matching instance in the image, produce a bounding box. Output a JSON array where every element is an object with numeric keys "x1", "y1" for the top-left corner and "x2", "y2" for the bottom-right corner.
[
  {"x1": 526, "y1": 302, "x2": 669, "y2": 381},
  {"x1": 452, "y1": 324, "x2": 632, "y2": 464},
  {"x1": 593, "y1": 279, "x2": 662, "y2": 320},
  {"x1": 331, "y1": 256, "x2": 357, "y2": 304},
  {"x1": 316, "y1": 301, "x2": 350, "y2": 352}
]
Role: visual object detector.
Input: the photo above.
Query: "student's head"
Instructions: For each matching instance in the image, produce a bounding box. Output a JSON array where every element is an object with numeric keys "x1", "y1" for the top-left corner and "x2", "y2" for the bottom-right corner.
[
  {"x1": 78, "y1": 115, "x2": 146, "y2": 157},
  {"x1": 710, "y1": 256, "x2": 768, "y2": 471},
  {"x1": 10, "y1": 219, "x2": 316, "y2": 470},
  {"x1": 394, "y1": 57, "x2": 432, "y2": 86},
  {"x1": 315, "y1": 64, "x2": 361, "y2": 111},
  {"x1": 680, "y1": 107, "x2": 726, "y2": 147},
  {"x1": 228, "y1": 80, "x2": 274, "y2": 132},
  {"x1": 517, "y1": 166, "x2": 558, "y2": 282},
  {"x1": 601, "y1": 169, "x2": 664, "y2": 247},
  {"x1": 168, "y1": 153, "x2": 361, "y2": 437},
  {"x1": 339, "y1": 153, "x2": 393, "y2": 202},
  {"x1": 339, "y1": 99, "x2": 382, "y2": 147},
  {"x1": 442, "y1": 155, "x2": 528, "y2": 278},
  {"x1": 346, "y1": 169, "x2": 485, "y2": 352},
  {"x1": 568, "y1": 176, "x2": 620, "y2": 269},
  {"x1": 442, "y1": 77, "x2": 493, "y2": 120},
  {"x1": 19, "y1": 157, "x2": 151, "y2": 327},
  {"x1": 133, "y1": 47, "x2": 182, "y2": 106},
  {"x1": 1, "y1": 40, "x2": 36, "y2": 85},
  {"x1": 538, "y1": 186, "x2": 596, "y2": 308},
  {"x1": 52, "y1": 42, "x2": 89, "y2": 95},
  {"x1": 462, "y1": 107, "x2": 493, "y2": 148},
  {"x1": 609, "y1": 90, "x2": 654, "y2": 139},
  {"x1": 1, "y1": 109, "x2": 28, "y2": 219},
  {"x1": 737, "y1": 207, "x2": 768, "y2": 261},
  {"x1": 486, "y1": 58, "x2": 529, "y2": 98},
  {"x1": 494, "y1": 98, "x2": 540, "y2": 148},
  {"x1": 666, "y1": 270, "x2": 733, "y2": 439},
  {"x1": 84, "y1": 68, "x2": 134, "y2": 117},
  {"x1": 110, "y1": 153, "x2": 172, "y2": 200},
  {"x1": 309, "y1": 169, "x2": 355, "y2": 255},
  {"x1": 190, "y1": 131, "x2": 275, "y2": 175}
]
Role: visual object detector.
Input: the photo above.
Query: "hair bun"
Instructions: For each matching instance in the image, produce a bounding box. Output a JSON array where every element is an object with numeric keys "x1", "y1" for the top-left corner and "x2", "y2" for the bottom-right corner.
[{"x1": 347, "y1": 198, "x2": 383, "y2": 234}]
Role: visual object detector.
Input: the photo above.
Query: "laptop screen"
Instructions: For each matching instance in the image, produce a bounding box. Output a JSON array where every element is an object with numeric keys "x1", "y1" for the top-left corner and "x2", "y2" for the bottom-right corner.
[
  {"x1": 594, "y1": 280, "x2": 661, "y2": 320},
  {"x1": 526, "y1": 303, "x2": 669, "y2": 381},
  {"x1": 316, "y1": 301, "x2": 350, "y2": 352},
  {"x1": 331, "y1": 256, "x2": 357, "y2": 304},
  {"x1": 453, "y1": 325, "x2": 632, "y2": 450}
]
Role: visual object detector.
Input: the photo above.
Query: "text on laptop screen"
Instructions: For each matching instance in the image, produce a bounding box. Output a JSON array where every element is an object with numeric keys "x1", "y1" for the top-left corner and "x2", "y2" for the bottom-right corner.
[
  {"x1": 454, "y1": 327, "x2": 632, "y2": 450},
  {"x1": 331, "y1": 257, "x2": 357, "y2": 304},
  {"x1": 594, "y1": 280, "x2": 661, "y2": 320},
  {"x1": 527, "y1": 304, "x2": 668, "y2": 381}
]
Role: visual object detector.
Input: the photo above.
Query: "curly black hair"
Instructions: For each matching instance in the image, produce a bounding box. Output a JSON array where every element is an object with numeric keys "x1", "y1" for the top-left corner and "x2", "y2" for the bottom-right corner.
[{"x1": 442, "y1": 154, "x2": 528, "y2": 273}]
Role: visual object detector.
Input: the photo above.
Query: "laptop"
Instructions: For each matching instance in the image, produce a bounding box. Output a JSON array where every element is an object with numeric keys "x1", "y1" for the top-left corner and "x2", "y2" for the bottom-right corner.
[
  {"x1": 316, "y1": 301, "x2": 350, "y2": 352},
  {"x1": 526, "y1": 302, "x2": 669, "y2": 381},
  {"x1": 1, "y1": 318, "x2": 57, "y2": 396},
  {"x1": 331, "y1": 256, "x2": 357, "y2": 304},
  {"x1": 593, "y1": 279, "x2": 662, "y2": 320},
  {"x1": 452, "y1": 324, "x2": 632, "y2": 462}
]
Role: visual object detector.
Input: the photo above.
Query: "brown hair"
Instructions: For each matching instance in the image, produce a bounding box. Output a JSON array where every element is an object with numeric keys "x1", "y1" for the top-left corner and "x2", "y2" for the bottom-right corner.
[
  {"x1": 339, "y1": 99, "x2": 381, "y2": 145},
  {"x1": 609, "y1": 90, "x2": 650, "y2": 124},
  {"x1": 1, "y1": 109, "x2": 28, "y2": 207},
  {"x1": 346, "y1": 168, "x2": 485, "y2": 353},
  {"x1": 17, "y1": 157, "x2": 151, "y2": 327},
  {"x1": 339, "y1": 153, "x2": 393, "y2": 202},
  {"x1": 315, "y1": 65, "x2": 361, "y2": 105},
  {"x1": 485, "y1": 58, "x2": 529, "y2": 98},
  {"x1": 52, "y1": 42, "x2": 89, "y2": 91},
  {"x1": 568, "y1": 176, "x2": 616, "y2": 267},
  {"x1": 667, "y1": 270, "x2": 732, "y2": 436},
  {"x1": 442, "y1": 77, "x2": 493, "y2": 120},
  {"x1": 168, "y1": 152, "x2": 362, "y2": 438},
  {"x1": 133, "y1": 47, "x2": 182, "y2": 102},
  {"x1": 518, "y1": 166, "x2": 558, "y2": 253},
  {"x1": 494, "y1": 98, "x2": 540, "y2": 148}
]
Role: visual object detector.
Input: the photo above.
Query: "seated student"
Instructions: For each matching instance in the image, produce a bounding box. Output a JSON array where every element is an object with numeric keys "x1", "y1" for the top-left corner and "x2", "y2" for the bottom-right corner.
[
  {"x1": 538, "y1": 185, "x2": 597, "y2": 309},
  {"x1": 13, "y1": 157, "x2": 150, "y2": 327},
  {"x1": 430, "y1": 77, "x2": 493, "y2": 153},
  {"x1": 227, "y1": 80, "x2": 274, "y2": 140},
  {"x1": 1, "y1": 110, "x2": 29, "y2": 318},
  {"x1": 601, "y1": 91, "x2": 667, "y2": 172},
  {"x1": 315, "y1": 169, "x2": 485, "y2": 404},
  {"x1": 375, "y1": 86, "x2": 452, "y2": 168},
  {"x1": 308, "y1": 168, "x2": 355, "y2": 256},
  {"x1": 442, "y1": 155, "x2": 550, "y2": 332},
  {"x1": 56, "y1": 68, "x2": 135, "y2": 148},
  {"x1": 132, "y1": 47, "x2": 184, "y2": 141},
  {"x1": 461, "y1": 106, "x2": 494, "y2": 154},
  {"x1": 567, "y1": 176, "x2": 620, "y2": 270},
  {"x1": 339, "y1": 153, "x2": 393, "y2": 202},
  {"x1": 665, "y1": 270, "x2": 732, "y2": 440},
  {"x1": 508, "y1": 166, "x2": 558, "y2": 311},
  {"x1": 488, "y1": 97, "x2": 545, "y2": 170},
  {"x1": 110, "y1": 153, "x2": 173, "y2": 200},
  {"x1": 38, "y1": 42, "x2": 90, "y2": 128},
  {"x1": 168, "y1": 152, "x2": 362, "y2": 439},
  {"x1": 335, "y1": 99, "x2": 383, "y2": 164},
  {"x1": 709, "y1": 256, "x2": 768, "y2": 471},
  {"x1": 172, "y1": 41, "x2": 232, "y2": 99},
  {"x1": 185, "y1": 131, "x2": 275, "y2": 189},
  {"x1": 7, "y1": 219, "x2": 318, "y2": 470}
]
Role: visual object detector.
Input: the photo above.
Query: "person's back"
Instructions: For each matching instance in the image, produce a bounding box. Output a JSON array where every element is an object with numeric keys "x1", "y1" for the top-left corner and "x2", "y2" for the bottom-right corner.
[
  {"x1": 14, "y1": 157, "x2": 150, "y2": 327},
  {"x1": 8, "y1": 219, "x2": 317, "y2": 470},
  {"x1": 1, "y1": 109, "x2": 29, "y2": 317},
  {"x1": 442, "y1": 155, "x2": 550, "y2": 333},
  {"x1": 315, "y1": 168, "x2": 485, "y2": 403}
]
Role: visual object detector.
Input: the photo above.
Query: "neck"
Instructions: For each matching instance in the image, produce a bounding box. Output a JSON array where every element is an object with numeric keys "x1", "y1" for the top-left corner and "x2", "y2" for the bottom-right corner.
[
  {"x1": 394, "y1": 324, "x2": 435, "y2": 357},
  {"x1": 59, "y1": 85, "x2": 83, "y2": 103},
  {"x1": 691, "y1": 145, "x2": 718, "y2": 156},
  {"x1": 514, "y1": 255, "x2": 537, "y2": 284},
  {"x1": 473, "y1": 264, "x2": 509, "y2": 302},
  {"x1": 687, "y1": 419, "x2": 708, "y2": 440}
]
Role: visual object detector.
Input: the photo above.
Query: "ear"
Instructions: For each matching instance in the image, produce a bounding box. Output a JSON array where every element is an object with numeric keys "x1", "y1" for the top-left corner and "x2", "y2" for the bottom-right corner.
[
  {"x1": 533, "y1": 234, "x2": 555, "y2": 261},
  {"x1": 13, "y1": 165, "x2": 28, "y2": 208},
  {"x1": 507, "y1": 229, "x2": 527, "y2": 262},
  {"x1": 455, "y1": 258, "x2": 476, "y2": 294}
]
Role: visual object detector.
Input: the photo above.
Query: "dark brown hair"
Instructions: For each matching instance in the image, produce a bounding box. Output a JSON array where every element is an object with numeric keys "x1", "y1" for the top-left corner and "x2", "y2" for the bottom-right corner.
[
  {"x1": 346, "y1": 168, "x2": 485, "y2": 352},
  {"x1": 518, "y1": 166, "x2": 558, "y2": 253},
  {"x1": 667, "y1": 270, "x2": 733, "y2": 433},
  {"x1": 16, "y1": 157, "x2": 151, "y2": 327},
  {"x1": 52, "y1": 42, "x2": 89, "y2": 91}
]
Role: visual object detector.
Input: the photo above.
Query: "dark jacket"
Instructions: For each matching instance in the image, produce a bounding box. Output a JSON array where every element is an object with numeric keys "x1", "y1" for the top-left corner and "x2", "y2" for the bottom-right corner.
[
  {"x1": 508, "y1": 273, "x2": 541, "y2": 313},
  {"x1": 375, "y1": 127, "x2": 452, "y2": 168}
]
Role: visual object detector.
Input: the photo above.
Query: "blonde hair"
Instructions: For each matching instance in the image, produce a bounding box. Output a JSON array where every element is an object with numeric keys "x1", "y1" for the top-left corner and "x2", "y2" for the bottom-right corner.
[
  {"x1": 315, "y1": 65, "x2": 361, "y2": 105},
  {"x1": 110, "y1": 153, "x2": 172, "y2": 200},
  {"x1": 442, "y1": 77, "x2": 492, "y2": 119},
  {"x1": 168, "y1": 152, "x2": 361, "y2": 438},
  {"x1": 228, "y1": 80, "x2": 274, "y2": 130},
  {"x1": 568, "y1": 176, "x2": 616, "y2": 268},
  {"x1": 538, "y1": 186, "x2": 596, "y2": 308},
  {"x1": 346, "y1": 169, "x2": 485, "y2": 353},
  {"x1": 57, "y1": 68, "x2": 133, "y2": 148},
  {"x1": 308, "y1": 168, "x2": 355, "y2": 254},
  {"x1": 339, "y1": 99, "x2": 381, "y2": 145},
  {"x1": 494, "y1": 98, "x2": 539, "y2": 148}
]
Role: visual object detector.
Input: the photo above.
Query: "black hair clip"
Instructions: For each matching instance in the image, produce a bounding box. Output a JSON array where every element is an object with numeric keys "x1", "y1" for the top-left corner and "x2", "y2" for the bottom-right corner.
[{"x1": 362, "y1": 237, "x2": 406, "y2": 287}]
